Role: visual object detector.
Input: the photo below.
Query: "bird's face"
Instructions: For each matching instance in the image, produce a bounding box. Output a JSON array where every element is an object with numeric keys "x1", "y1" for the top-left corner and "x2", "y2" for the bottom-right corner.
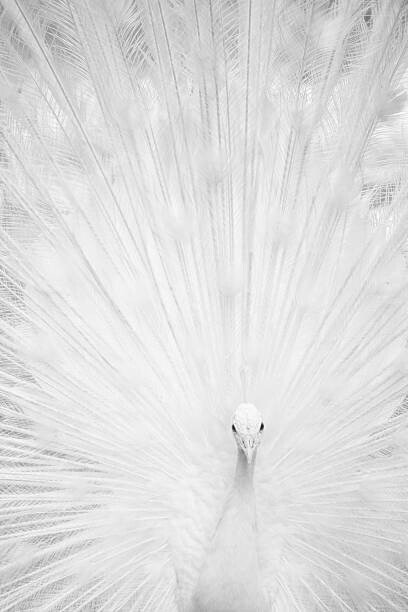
[{"x1": 232, "y1": 403, "x2": 264, "y2": 464}]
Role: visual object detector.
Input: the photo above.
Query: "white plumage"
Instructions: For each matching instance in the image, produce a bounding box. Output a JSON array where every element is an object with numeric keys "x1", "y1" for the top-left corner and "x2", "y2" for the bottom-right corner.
[{"x1": 1, "y1": 0, "x2": 408, "y2": 610}]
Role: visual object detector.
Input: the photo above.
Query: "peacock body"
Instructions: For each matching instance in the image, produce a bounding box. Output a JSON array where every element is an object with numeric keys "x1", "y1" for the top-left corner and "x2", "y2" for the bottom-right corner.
[{"x1": 1, "y1": 0, "x2": 408, "y2": 610}]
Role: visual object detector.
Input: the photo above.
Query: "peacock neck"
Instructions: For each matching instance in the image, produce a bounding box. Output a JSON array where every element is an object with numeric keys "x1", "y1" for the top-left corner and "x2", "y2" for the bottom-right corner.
[
  {"x1": 192, "y1": 446, "x2": 263, "y2": 611},
  {"x1": 231, "y1": 448, "x2": 257, "y2": 520},
  {"x1": 234, "y1": 447, "x2": 256, "y2": 495}
]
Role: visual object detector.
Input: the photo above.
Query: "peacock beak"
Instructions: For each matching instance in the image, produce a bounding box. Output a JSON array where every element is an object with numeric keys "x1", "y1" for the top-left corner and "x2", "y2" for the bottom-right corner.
[{"x1": 242, "y1": 436, "x2": 256, "y2": 464}]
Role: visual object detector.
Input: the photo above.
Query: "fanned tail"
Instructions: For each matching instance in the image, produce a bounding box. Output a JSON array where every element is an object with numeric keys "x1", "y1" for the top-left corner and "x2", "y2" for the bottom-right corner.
[{"x1": 1, "y1": 1, "x2": 408, "y2": 610}]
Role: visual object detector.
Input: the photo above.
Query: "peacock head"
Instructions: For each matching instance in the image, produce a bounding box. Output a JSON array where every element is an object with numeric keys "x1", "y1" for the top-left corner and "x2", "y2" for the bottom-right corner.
[{"x1": 232, "y1": 403, "x2": 264, "y2": 464}]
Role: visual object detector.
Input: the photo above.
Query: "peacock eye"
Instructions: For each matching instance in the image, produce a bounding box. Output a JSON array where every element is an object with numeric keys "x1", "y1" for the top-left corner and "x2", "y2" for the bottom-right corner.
[
  {"x1": 260, "y1": 422, "x2": 264, "y2": 431},
  {"x1": 232, "y1": 424, "x2": 237, "y2": 433}
]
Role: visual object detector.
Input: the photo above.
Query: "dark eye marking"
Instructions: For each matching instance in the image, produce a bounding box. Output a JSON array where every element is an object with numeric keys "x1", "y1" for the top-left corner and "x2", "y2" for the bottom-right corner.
[
  {"x1": 232, "y1": 424, "x2": 237, "y2": 432},
  {"x1": 260, "y1": 422, "x2": 264, "y2": 431}
]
